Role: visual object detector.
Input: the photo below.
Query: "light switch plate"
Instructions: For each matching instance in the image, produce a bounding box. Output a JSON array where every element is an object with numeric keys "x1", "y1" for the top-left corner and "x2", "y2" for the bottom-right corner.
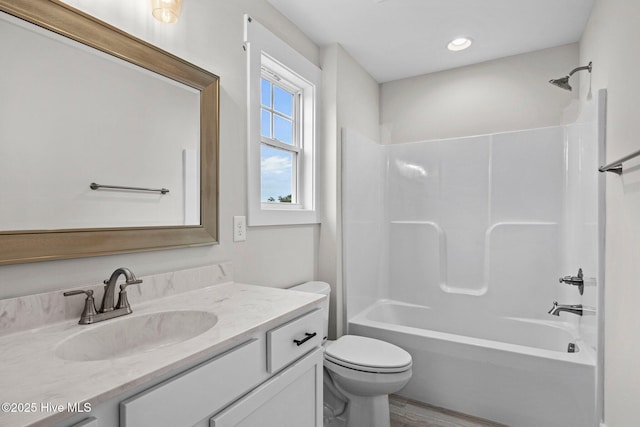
[{"x1": 233, "y1": 216, "x2": 246, "y2": 242}]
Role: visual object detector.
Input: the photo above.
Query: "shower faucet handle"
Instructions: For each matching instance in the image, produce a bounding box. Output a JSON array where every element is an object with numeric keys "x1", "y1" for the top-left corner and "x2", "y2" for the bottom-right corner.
[{"x1": 559, "y1": 268, "x2": 584, "y2": 295}]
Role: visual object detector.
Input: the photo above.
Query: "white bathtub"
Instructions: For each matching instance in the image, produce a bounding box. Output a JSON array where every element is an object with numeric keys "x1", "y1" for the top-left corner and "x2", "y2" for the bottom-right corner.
[{"x1": 348, "y1": 300, "x2": 596, "y2": 427}]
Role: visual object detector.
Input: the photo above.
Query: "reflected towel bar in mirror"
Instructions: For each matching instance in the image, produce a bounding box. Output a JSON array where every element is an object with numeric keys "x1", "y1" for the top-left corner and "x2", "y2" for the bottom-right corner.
[
  {"x1": 90, "y1": 182, "x2": 170, "y2": 195},
  {"x1": 599, "y1": 148, "x2": 640, "y2": 174}
]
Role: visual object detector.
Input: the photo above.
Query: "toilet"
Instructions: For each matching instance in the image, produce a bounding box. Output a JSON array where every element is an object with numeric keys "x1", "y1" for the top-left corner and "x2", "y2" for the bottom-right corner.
[{"x1": 291, "y1": 281, "x2": 412, "y2": 427}]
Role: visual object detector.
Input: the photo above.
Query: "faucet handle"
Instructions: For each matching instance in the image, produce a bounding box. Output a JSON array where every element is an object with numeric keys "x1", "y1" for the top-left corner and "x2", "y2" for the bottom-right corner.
[
  {"x1": 119, "y1": 279, "x2": 142, "y2": 292},
  {"x1": 63, "y1": 289, "x2": 93, "y2": 298},
  {"x1": 115, "y1": 281, "x2": 141, "y2": 312},
  {"x1": 63, "y1": 289, "x2": 98, "y2": 324},
  {"x1": 558, "y1": 268, "x2": 585, "y2": 295}
]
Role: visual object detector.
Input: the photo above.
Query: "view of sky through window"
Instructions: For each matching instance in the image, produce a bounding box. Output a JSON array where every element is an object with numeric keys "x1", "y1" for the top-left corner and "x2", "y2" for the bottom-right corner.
[
  {"x1": 261, "y1": 145, "x2": 293, "y2": 202},
  {"x1": 260, "y1": 77, "x2": 296, "y2": 202}
]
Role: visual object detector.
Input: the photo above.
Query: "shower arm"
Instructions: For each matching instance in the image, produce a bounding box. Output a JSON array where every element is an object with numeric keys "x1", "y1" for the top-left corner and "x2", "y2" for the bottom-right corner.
[
  {"x1": 568, "y1": 61, "x2": 593, "y2": 77},
  {"x1": 549, "y1": 61, "x2": 593, "y2": 91}
]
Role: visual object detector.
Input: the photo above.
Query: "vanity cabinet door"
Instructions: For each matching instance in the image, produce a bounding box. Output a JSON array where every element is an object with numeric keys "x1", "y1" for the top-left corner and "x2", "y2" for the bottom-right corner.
[
  {"x1": 121, "y1": 339, "x2": 266, "y2": 427},
  {"x1": 210, "y1": 347, "x2": 323, "y2": 427},
  {"x1": 69, "y1": 418, "x2": 98, "y2": 427}
]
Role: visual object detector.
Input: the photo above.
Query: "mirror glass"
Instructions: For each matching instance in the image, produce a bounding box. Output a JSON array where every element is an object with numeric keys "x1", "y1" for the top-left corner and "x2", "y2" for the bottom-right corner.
[
  {"x1": 0, "y1": 1, "x2": 219, "y2": 265},
  {"x1": 1, "y1": 13, "x2": 201, "y2": 230}
]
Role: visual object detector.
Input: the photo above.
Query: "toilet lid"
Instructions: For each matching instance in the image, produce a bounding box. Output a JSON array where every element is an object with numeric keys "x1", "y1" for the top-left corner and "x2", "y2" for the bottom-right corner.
[{"x1": 324, "y1": 335, "x2": 412, "y2": 373}]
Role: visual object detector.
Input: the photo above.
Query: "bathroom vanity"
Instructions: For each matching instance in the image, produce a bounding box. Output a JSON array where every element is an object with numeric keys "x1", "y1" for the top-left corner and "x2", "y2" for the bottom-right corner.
[{"x1": 0, "y1": 265, "x2": 325, "y2": 427}]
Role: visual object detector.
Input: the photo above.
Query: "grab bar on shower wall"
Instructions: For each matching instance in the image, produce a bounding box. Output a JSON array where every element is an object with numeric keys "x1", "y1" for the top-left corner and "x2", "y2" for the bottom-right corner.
[
  {"x1": 599, "y1": 148, "x2": 640, "y2": 174},
  {"x1": 90, "y1": 182, "x2": 170, "y2": 194}
]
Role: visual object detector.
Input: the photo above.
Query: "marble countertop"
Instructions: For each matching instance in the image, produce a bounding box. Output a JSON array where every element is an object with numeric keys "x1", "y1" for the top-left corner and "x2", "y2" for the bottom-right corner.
[{"x1": 0, "y1": 282, "x2": 324, "y2": 427}]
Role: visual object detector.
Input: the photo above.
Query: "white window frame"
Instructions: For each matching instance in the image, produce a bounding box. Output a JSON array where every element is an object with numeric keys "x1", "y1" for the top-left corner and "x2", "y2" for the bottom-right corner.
[
  {"x1": 245, "y1": 15, "x2": 320, "y2": 226},
  {"x1": 260, "y1": 69, "x2": 301, "y2": 204}
]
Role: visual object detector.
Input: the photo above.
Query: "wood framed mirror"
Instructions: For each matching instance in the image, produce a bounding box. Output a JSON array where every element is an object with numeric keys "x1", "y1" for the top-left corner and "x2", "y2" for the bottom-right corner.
[{"x1": 0, "y1": 0, "x2": 219, "y2": 265}]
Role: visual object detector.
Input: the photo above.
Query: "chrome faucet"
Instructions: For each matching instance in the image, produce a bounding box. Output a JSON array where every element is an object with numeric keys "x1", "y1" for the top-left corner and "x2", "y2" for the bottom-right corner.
[
  {"x1": 64, "y1": 267, "x2": 143, "y2": 324},
  {"x1": 101, "y1": 267, "x2": 142, "y2": 312},
  {"x1": 548, "y1": 301, "x2": 583, "y2": 316}
]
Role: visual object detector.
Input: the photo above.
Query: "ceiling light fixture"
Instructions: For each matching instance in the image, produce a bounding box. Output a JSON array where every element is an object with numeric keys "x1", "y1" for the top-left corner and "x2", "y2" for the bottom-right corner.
[
  {"x1": 447, "y1": 37, "x2": 472, "y2": 52},
  {"x1": 151, "y1": 0, "x2": 183, "y2": 24}
]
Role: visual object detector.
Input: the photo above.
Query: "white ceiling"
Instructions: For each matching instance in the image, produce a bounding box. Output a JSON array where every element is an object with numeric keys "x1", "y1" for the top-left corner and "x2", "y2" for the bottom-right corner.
[{"x1": 266, "y1": 0, "x2": 596, "y2": 83}]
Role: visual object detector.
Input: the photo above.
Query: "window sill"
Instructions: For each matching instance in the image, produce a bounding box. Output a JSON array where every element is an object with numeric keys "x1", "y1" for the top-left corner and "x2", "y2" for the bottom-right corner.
[
  {"x1": 261, "y1": 202, "x2": 303, "y2": 210},
  {"x1": 248, "y1": 206, "x2": 319, "y2": 226}
]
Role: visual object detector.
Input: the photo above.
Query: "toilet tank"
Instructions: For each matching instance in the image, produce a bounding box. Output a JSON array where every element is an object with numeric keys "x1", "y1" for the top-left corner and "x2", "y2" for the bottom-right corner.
[{"x1": 290, "y1": 281, "x2": 330, "y2": 340}]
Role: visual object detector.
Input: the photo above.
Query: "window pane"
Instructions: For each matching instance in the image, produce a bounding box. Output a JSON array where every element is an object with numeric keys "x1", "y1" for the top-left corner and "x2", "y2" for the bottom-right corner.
[
  {"x1": 261, "y1": 78, "x2": 271, "y2": 107},
  {"x1": 274, "y1": 85, "x2": 293, "y2": 117},
  {"x1": 261, "y1": 109, "x2": 272, "y2": 139},
  {"x1": 261, "y1": 145, "x2": 293, "y2": 203},
  {"x1": 274, "y1": 115, "x2": 293, "y2": 145}
]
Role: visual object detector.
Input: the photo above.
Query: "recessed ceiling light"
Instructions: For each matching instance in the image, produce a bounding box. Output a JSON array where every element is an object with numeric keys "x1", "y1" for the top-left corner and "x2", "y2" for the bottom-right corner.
[{"x1": 447, "y1": 37, "x2": 472, "y2": 52}]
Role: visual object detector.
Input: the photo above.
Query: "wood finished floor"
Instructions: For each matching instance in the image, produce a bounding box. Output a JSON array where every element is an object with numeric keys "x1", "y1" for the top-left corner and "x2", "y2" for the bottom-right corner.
[{"x1": 389, "y1": 395, "x2": 508, "y2": 427}]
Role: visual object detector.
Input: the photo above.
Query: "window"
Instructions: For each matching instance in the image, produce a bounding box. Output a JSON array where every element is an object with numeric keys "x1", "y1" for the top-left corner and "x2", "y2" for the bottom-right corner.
[
  {"x1": 245, "y1": 16, "x2": 321, "y2": 226},
  {"x1": 260, "y1": 71, "x2": 300, "y2": 204}
]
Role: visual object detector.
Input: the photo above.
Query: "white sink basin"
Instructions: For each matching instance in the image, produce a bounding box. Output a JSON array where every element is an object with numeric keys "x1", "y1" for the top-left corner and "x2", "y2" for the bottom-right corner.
[{"x1": 55, "y1": 310, "x2": 218, "y2": 361}]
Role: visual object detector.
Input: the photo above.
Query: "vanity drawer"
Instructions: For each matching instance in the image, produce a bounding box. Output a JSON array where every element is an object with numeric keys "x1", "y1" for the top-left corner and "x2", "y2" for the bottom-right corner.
[
  {"x1": 121, "y1": 338, "x2": 266, "y2": 427},
  {"x1": 267, "y1": 308, "x2": 323, "y2": 373}
]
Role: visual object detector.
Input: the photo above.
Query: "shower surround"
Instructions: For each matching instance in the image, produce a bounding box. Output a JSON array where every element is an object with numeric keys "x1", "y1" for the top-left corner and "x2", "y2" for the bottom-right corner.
[{"x1": 342, "y1": 95, "x2": 602, "y2": 427}]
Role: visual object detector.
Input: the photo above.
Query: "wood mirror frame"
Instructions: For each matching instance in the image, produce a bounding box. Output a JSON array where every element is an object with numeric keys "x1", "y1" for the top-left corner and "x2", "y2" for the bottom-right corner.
[{"x1": 0, "y1": 0, "x2": 219, "y2": 265}]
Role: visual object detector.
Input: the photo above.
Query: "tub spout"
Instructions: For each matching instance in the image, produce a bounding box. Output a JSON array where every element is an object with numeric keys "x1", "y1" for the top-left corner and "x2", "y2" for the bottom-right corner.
[{"x1": 548, "y1": 301, "x2": 583, "y2": 316}]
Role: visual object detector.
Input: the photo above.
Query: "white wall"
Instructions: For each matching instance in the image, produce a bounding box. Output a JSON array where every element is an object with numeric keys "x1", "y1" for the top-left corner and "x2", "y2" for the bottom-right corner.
[
  {"x1": 320, "y1": 44, "x2": 380, "y2": 337},
  {"x1": 0, "y1": 0, "x2": 321, "y2": 300},
  {"x1": 380, "y1": 44, "x2": 579, "y2": 143},
  {"x1": 579, "y1": 0, "x2": 640, "y2": 425}
]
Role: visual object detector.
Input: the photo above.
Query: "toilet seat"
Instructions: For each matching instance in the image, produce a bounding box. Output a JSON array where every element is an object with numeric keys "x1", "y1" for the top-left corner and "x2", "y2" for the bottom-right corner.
[{"x1": 324, "y1": 335, "x2": 412, "y2": 374}]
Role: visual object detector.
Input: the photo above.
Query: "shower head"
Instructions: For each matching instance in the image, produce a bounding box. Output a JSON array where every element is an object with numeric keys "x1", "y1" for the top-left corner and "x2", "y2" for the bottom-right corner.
[
  {"x1": 549, "y1": 61, "x2": 593, "y2": 91},
  {"x1": 549, "y1": 75, "x2": 572, "y2": 91}
]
